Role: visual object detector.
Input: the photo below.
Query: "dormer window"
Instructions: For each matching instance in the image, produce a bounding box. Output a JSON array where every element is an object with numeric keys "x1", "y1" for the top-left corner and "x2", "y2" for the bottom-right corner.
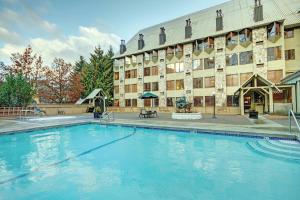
[
  {"x1": 254, "y1": 0, "x2": 263, "y2": 22},
  {"x1": 203, "y1": 37, "x2": 214, "y2": 54},
  {"x1": 138, "y1": 34, "x2": 145, "y2": 50},
  {"x1": 267, "y1": 22, "x2": 281, "y2": 42},
  {"x1": 159, "y1": 27, "x2": 166, "y2": 45},
  {"x1": 120, "y1": 40, "x2": 126, "y2": 54},
  {"x1": 226, "y1": 32, "x2": 238, "y2": 49},
  {"x1": 185, "y1": 19, "x2": 192, "y2": 39},
  {"x1": 216, "y1": 9, "x2": 223, "y2": 31}
]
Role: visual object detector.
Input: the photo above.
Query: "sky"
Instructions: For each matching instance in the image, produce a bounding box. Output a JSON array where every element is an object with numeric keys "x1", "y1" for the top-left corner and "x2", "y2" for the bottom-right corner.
[{"x1": 0, "y1": 0, "x2": 228, "y2": 66}]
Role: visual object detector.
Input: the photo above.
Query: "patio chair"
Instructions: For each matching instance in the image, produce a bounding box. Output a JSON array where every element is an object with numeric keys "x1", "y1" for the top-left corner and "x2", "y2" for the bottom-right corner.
[
  {"x1": 139, "y1": 109, "x2": 149, "y2": 118},
  {"x1": 150, "y1": 110, "x2": 158, "y2": 118}
]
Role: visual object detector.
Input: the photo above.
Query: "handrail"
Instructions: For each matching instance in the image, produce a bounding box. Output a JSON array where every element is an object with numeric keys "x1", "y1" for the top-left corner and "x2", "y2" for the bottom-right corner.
[
  {"x1": 100, "y1": 112, "x2": 114, "y2": 122},
  {"x1": 289, "y1": 109, "x2": 300, "y2": 139}
]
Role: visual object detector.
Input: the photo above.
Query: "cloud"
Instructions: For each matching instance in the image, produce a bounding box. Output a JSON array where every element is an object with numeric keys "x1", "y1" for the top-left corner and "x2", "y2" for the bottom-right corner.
[
  {"x1": 0, "y1": 26, "x2": 21, "y2": 44},
  {"x1": 0, "y1": 26, "x2": 121, "y2": 65}
]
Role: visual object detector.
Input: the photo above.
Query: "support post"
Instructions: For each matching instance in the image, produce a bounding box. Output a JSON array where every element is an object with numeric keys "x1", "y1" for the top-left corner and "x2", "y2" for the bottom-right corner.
[
  {"x1": 269, "y1": 88, "x2": 274, "y2": 114},
  {"x1": 291, "y1": 84, "x2": 297, "y2": 113},
  {"x1": 240, "y1": 89, "x2": 244, "y2": 115},
  {"x1": 297, "y1": 81, "x2": 300, "y2": 113}
]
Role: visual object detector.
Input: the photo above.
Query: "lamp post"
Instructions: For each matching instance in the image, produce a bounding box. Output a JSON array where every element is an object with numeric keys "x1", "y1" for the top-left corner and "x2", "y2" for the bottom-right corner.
[{"x1": 212, "y1": 91, "x2": 216, "y2": 119}]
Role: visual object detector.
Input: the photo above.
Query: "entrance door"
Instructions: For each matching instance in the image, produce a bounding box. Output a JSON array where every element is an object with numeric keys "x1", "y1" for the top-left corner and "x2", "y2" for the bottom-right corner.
[{"x1": 244, "y1": 96, "x2": 251, "y2": 113}]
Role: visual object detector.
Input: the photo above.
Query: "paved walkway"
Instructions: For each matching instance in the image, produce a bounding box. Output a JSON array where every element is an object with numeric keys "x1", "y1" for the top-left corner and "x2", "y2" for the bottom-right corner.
[{"x1": 0, "y1": 113, "x2": 299, "y2": 140}]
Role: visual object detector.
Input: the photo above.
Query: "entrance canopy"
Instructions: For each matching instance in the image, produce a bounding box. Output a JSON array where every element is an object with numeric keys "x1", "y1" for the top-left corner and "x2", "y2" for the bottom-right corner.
[
  {"x1": 234, "y1": 74, "x2": 281, "y2": 115},
  {"x1": 75, "y1": 89, "x2": 107, "y2": 105}
]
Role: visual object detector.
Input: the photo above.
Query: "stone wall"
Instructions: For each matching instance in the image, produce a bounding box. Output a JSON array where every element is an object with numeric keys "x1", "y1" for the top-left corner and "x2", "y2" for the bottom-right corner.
[
  {"x1": 183, "y1": 44, "x2": 194, "y2": 103},
  {"x1": 118, "y1": 58, "x2": 125, "y2": 107},
  {"x1": 158, "y1": 50, "x2": 167, "y2": 107},
  {"x1": 136, "y1": 54, "x2": 144, "y2": 107},
  {"x1": 253, "y1": 27, "x2": 268, "y2": 78}
]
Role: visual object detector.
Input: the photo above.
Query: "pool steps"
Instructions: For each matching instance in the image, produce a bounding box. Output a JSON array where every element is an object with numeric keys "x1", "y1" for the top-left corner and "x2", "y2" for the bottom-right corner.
[{"x1": 247, "y1": 139, "x2": 300, "y2": 163}]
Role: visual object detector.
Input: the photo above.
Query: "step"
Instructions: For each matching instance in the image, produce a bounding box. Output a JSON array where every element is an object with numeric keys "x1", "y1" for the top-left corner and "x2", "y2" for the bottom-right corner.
[
  {"x1": 256, "y1": 141, "x2": 300, "y2": 157},
  {"x1": 246, "y1": 142, "x2": 300, "y2": 163},
  {"x1": 277, "y1": 140, "x2": 300, "y2": 147},
  {"x1": 266, "y1": 140, "x2": 300, "y2": 151}
]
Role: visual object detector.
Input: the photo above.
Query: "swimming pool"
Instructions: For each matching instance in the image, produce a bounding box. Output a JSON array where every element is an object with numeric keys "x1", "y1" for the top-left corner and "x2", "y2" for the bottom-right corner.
[{"x1": 0, "y1": 124, "x2": 299, "y2": 200}]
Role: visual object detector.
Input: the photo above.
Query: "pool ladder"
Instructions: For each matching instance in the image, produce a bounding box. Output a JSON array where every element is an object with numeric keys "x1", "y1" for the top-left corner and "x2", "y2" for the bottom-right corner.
[
  {"x1": 288, "y1": 109, "x2": 300, "y2": 140},
  {"x1": 100, "y1": 112, "x2": 114, "y2": 123}
]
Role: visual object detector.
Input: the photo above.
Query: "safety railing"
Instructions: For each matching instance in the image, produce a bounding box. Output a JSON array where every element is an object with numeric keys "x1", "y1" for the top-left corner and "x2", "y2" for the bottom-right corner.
[
  {"x1": 100, "y1": 112, "x2": 114, "y2": 122},
  {"x1": 289, "y1": 109, "x2": 300, "y2": 140},
  {"x1": 0, "y1": 107, "x2": 35, "y2": 118}
]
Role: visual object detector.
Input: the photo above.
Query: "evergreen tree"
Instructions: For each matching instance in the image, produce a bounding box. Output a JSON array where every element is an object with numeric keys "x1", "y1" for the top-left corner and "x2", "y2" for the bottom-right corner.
[{"x1": 74, "y1": 56, "x2": 86, "y2": 73}]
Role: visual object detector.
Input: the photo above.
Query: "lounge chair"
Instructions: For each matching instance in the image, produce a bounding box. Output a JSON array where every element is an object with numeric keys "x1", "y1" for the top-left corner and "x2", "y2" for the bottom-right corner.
[{"x1": 139, "y1": 109, "x2": 150, "y2": 118}]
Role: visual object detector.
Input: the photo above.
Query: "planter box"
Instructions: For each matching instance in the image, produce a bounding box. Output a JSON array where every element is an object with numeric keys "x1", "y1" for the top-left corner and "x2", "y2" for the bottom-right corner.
[{"x1": 172, "y1": 112, "x2": 202, "y2": 120}]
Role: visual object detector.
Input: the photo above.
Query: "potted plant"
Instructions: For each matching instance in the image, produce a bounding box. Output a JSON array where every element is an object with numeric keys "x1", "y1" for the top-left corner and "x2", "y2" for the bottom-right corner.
[
  {"x1": 249, "y1": 104, "x2": 258, "y2": 119},
  {"x1": 93, "y1": 106, "x2": 102, "y2": 119}
]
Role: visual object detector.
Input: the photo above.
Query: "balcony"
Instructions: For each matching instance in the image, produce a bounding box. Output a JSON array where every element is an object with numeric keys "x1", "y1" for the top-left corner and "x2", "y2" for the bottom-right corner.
[
  {"x1": 166, "y1": 47, "x2": 175, "y2": 61},
  {"x1": 203, "y1": 37, "x2": 214, "y2": 54},
  {"x1": 193, "y1": 40, "x2": 203, "y2": 56},
  {"x1": 175, "y1": 45, "x2": 183, "y2": 59},
  {"x1": 226, "y1": 32, "x2": 238, "y2": 50},
  {"x1": 267, "y1": 22, "x2": 281, "y2": 43},
  {"x1": 239, "y1": 29, "x2": 252, "y2": 47}
]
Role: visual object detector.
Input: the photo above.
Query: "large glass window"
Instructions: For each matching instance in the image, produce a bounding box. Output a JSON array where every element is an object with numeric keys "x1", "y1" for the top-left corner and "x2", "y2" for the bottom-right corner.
[
  {"x1": 284, "y1": 29, "x2": 294, "y2": 39},
  {"x1": 125, "y1": 85, "x2": 131, "y2": 93},
  {"x1": 144, "y1": 99, "x2": 151, "y2": 107},
  {"x1": 285, "y1": 49, "x2": 295, "y2": 60},
  {"x1": 176, "y1": 79, "x2": 184, "y2": 90},
  {"x1": 166, "y1": 64, "x2": 175, "y2": 74},
  {"x1": 152, "y1": 82, "x2": 159, "y2": 91},
  {"x1": 239, "y1": 29, "x2": 252, "y2": 43},
  {"x1": 240, "y1": 73, "x2": 253, "y2": 85},
  {"x1": 239, "y1": 51, "x2": 253, "y2": 65},
  {"x1": 131, "y1": 84, "x2": 137, "y2": 93},
  {"x1": 267, "y1": 70, "x2": 283, "y2": 83},
  {"x1": 192, "y1": 59, "x2": 203, "y2": 70},
  {"x1": 204, "y1": 57, "x2": 215, "y2": 69},
  {"x1": 226, "y1": 74, "x2": 239, "y2": 87},
  {"x1": 114, "y1": 99, "x2": 119, "y2": 107},
  {"x1": 193, "y1": 77, "x2": 203, "y2": 89},
  {"x1": 151, "y1": 66, "x2": 158, "y2": 76},
  {"x1": 144, "y1": 83, "x2": 151, "y2": 91},
  {"x1": 205, "y1": 96, "x2": 215, "y2": 107},
  {"x1": 226, "y1": 32, "x2": 238, "y2": 46},
  {"x1": 175, "y1": 62, "x2": 184, "y2": 73},
  {"x1": 205, "y1": 77, "x2": 215, "y2": 88},
  {"x1": 193, "y1": 96, "x2": 203, "y2": 107},
  {"x1": 273, "y1": 88, "x2": 292, "y2": 103},
  {"x1": 125, "y1": 99, "x2": 131, "y2": 107},
  {"x1": 227, "y1": 95, "x2": 239, "y2": 107},
  {"x1": 267, "y1": 22, "x2": 281, "y2": 38},
  {"x1": 267, "y1": 46, "x2": 282, "y2": 61},
  {"x1": 132, "y1": 99, "x2": 137, "y2": 107},
  {"x1": 226, "y1": 54, "x2": 238, "y2": 66},
  {"x1": 166, "y1": 80, "x2": 175, "y2": 90},
  {"x1": 167, "y1": 97, "x2": 174, "y2": 107},
  {"x1": 125, "y1": 71, "x2": 131, "y2": 79}
]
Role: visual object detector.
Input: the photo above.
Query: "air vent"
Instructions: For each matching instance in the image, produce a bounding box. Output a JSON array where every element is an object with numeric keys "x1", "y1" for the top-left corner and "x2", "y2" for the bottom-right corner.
[
  {"x1": 185, "y1": 19, "x2": 192, "y2": 39},
  {"x1": 159, "y1": 27, "x2": 166, "y2": 45},
  {"x1": 120, "y1": 40, "x2": 126, "y2": 54},
  {"x1": 216, "y1": 9, "x2": 223, "y2": 31},
  {"x1": 254, "y1": 0, "x2": 263, "y2": 22},
  {"x1": 138, "y1": 34, "x2": 145, "y2": 50}
]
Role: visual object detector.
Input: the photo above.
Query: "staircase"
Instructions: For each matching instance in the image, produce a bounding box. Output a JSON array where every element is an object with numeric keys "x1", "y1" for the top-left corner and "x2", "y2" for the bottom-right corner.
[{"x1": 247, "y1": 139, "x2": 300, "y2": 163}]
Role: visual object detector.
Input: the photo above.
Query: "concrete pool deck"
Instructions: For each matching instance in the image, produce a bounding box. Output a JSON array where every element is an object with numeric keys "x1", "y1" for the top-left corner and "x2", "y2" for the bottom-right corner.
[{"x1": 0, "y1": 113, "x2": 299, "y2": 140}]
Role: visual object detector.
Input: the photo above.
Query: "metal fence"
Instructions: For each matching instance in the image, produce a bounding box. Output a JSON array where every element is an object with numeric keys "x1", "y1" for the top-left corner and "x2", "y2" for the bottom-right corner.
[{"x1": 0, "y1": 107, "x2": 35, "y2": 118}]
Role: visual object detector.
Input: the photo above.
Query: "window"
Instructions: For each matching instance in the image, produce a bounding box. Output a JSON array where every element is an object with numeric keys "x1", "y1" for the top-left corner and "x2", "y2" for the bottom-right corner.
[
  {"x1": 205, "y1": 96, "x2": 215, "y2": 106},
  {"x1": 285, "y1": 49, "x2": 295, "y2": 60},
  {"x1": 114, "y1": 99, "x2": 119, "y2": 107},
  {"x1": 239, "y1": 29, "x2": 252, "y2": 43},
  {"x1": 273, "y1": 88, "x2": 292, "y2": 103},
  {"x1": 166, "y1": 64, "x2": 175, "y2": 74},
  {"x1": 153, "y1": 98, "x2": 159, "y2": 107},
  {"x1": 152, "y1": 82, "x2": 159, "y2": 91},
  {"x1": 204, "y1": 57, "x2": 215, "y2": 69},
  {"x1": 267, "y1": 70, "x2": 283, "y2": 83},
  {"x1": 284, "y1": 29, "x2": 294, "y2": 39},
  {"x1": 144, "y1": 99, "x2": 151, "y2": 107},
  {"x1": 151, "y1": 66, "x2": 158, "y2": 76},
  {"x1": 267, "y1": 22, "x2": 281, "y2": 38},
  {"x1": 131, "y1": 84, "x2": 137, "y2": 93},
  {"x1": 114, "y1": 86, "x2": 119, "y2": 94},
  {"x1": 267, "y1": 46, "x2": 282, "y2": 61},
  {"x1": 125, "y1": 99, "x2": 131, "y2": 107},
  {"x1": 226, "y1": 32, "x2": 238, "y2": 46},
  {"x1": 167, "y1": 97, "x2": 174, "y2": 107},
  {"x1": 193, "y1": 77, "x2": 203, "y2": 89},
  {"x1": 192, "y1": 59, "x2": 203, "y2": 70},
  {"x1": 175, "y1": 62, "x2": 184, "y2": 73},
  {"x1": 193, "y1": 96, "x2": 203, "y2": 107},
  {"x1": 227, "y1": 95, "x2": 239, "y2": 107},
  {"x1": 144, "y1": 67, "x2": 151, "y2": 76},
  {"x1": 166, "y1": 80, "x2": 175, "y2": 90},
  {"x1": 125, "y1": 85, "x2": 131, "y2": 93},
  {"x1": 226, "y1": 74, "x2": 239, "y2": 87},
  {"x1": 226, "y1": 54, "x2": 238, "y2": 66},
  {"x1": 125, "y1": 70, "x2": 131, "y2": 79},
  {"x1": 176, "y1": 79, "x2": 184, "y2": 90},
  {"x1": 203, "y1": 37, "x2": 214, "y2": 49},
  {"x1": 144, "y1": 83, "x2": 151, "y2": 91},
  {"x1": 132, "y1": 99, "x2": 137, "y2": 107},
  {"x1": 205, "y1": 77, "x2": 215, "y2": 88},
  {"x1": 131, "y1": 69, "x2": 137, "y2": 78},
  {"x1": 239, "y1": 51, "x2": 253, "y2": 65},
  {"x1": 240, "y1": 73, "x2": 253, "y2": 85},
  {"x1": 114, "y1": 72, "x2": 119, "y2": 80}
]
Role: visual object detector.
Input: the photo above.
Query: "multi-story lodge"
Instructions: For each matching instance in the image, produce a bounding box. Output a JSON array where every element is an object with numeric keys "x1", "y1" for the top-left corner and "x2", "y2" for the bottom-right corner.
[{"x1": 113, "y1": 0, "x2": 300, "y2": 115}]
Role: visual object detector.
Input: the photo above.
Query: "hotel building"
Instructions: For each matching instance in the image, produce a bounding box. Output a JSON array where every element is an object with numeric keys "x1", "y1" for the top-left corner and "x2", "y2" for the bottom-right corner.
[{"x1": 113, "y1": 0, "x2": 300, "y2": 115}]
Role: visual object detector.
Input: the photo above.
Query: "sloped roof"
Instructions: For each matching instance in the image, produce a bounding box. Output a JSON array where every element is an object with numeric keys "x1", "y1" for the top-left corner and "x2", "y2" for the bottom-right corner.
[
  {"x1": 75, "y1": 89, "x2": 106, "y2": 105},
  {"x1": 281, "y1": 70, "x2": 300, "y2": 84},
  {"x1": 115, "y1": 0, "x2": 300, "y2": 58}
]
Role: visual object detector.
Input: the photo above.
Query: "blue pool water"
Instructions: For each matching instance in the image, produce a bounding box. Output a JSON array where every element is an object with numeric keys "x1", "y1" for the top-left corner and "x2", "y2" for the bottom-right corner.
[{"x1": 0, "y1": 124, "x2": 299, "y2": 200}]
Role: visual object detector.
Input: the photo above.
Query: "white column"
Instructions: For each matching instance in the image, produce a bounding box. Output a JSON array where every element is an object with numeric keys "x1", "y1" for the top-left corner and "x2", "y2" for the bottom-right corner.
[
  {"x1": 269, "y1": 88, "x2": 274, "y2": 113},
  {"x1": 292, "y1": 85, "x2": 296, "y2": 112},
  {"x1": 240, "y1": 89, "x2": 244, "y2": 115},
  {"x1": 297, "y1": 81, "x2": 300, "y2": 113}
]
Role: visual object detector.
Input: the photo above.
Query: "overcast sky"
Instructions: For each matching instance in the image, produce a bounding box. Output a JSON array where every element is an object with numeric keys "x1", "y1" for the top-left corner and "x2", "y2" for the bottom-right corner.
[{"x1": 0, "y1": 0, "x2": 228, "y2": 65}]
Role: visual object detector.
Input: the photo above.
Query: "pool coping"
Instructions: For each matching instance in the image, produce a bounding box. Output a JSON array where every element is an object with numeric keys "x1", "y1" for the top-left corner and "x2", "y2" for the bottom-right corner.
[{"x1": 0, "y1": 120, "x2": 298, "y2": 142}]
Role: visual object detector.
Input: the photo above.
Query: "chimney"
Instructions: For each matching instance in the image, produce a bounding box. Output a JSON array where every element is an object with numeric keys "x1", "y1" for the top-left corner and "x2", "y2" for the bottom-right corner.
[
  {"x1": 120, "y1": 40, "x2": 126, "y2": 54},
  {"x1": 254, "y1": 0, "x2": 263, "y2": 22},
  {"x1": 216, "y1": 9, "x2": 223, "y2": 31},
  {"x1": 138, "y1": 34, "x2": 145, "y2": 50},
  {"x1": 185, "y1": 19, "x2": 192, "y2": 39},
  {"x1": 159, "y1": 27, "x2": 166, "y2": 45}
]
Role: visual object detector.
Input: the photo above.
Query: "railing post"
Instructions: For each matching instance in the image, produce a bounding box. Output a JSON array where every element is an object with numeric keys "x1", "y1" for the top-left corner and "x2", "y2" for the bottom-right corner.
[{"x1": 289, "y1": 110, "x2": 291, "y2": 133}]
